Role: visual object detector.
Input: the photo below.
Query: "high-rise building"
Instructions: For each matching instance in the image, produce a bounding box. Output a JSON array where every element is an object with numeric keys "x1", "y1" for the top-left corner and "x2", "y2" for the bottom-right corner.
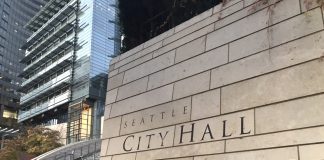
[
  {"x1": 0, "y1": 0, "x2": 43, "y2": 128},
  {"x1": 18, "y1": 0, "x2": 119, "y2": 145}
]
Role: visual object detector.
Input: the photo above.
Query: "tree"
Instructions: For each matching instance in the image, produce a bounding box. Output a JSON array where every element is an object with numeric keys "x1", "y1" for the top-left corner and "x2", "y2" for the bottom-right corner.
[{"x1": 0, "y1": 126, "x2": 63, "y2": 160}]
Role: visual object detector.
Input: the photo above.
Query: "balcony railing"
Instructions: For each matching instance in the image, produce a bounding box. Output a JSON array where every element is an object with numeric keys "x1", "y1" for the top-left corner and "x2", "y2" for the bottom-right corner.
[
  {"x1": 20, "y1": 70, "x2": 72, "y2": 105},
  {"x1": 18, "y1": 91, "x2": 71, "y2": 123},
  {"x1": 21, "y1": 51, "x2": 73, "y2": 88},
  {"x1": 24, "y1": 0, "x2": 77, "y2": 48},
  {"x1": 25, "y1": 19, "x2": 75, "y2": 58},
  {"x1": 25, "y1": 0, "x2": 72, "y2": 32},
  {"x1": 20, "y1": 34, "x2": 74, "y2": 65}
]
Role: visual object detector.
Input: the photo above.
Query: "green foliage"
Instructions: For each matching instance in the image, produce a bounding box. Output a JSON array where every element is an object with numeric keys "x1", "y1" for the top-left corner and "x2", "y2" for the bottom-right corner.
[{"x1": 0, "y1": 126, "x2": 63, "y2": 160}]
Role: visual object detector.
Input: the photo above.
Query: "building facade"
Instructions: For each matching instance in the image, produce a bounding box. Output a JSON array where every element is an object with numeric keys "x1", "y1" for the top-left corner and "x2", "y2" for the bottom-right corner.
[
  {"x1": 19, "y1": 0, "x2": 119, "y2": 145},
  {"x1": 0, "y1": 0, "x2": 43, "y2": 128},
  {"x1": 101, "y1": 0, "x2": 324, "y2": 159}
]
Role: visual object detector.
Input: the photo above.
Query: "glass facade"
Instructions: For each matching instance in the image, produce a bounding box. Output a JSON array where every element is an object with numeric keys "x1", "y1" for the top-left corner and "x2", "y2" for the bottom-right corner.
[
  {"x1": 18, "y1": 0, "x2": 119, "y2": 145},
  {"x1": 0, "y1": 0, "x2": 43, "y2": 128}
]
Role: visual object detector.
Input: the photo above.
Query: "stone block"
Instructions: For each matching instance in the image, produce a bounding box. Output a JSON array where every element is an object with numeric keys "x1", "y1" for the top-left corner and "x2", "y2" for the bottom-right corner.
[
  {"x1": 106, "y1": 88, "x2": 118, "y2": 105},
  {"x1": 120, "y1": 44, "x2": 144, "y2": 61},
  {"x1": 102, "y1": 117, "x2": 122, "y2": 139},
  {"x1": 144, "y1": 28, "x2": 174, "y2": 48},
  {"x1": 229, "y1": 29, "x2": 269, "y2": 61},
  {"x1": 175, "y1": 8, "x2": 213, "y2": 33},
  {"x1": 220, "y1": 1, "x2": 244, "y2": 18},
  {"x1": 270, "y1": 8, "x2": 323, "y2": 47},
  {"x1": 115, "y1": 42, "x2": 162, "y2": 69},
  {"x1": 226, "y1": 126, "x2": 324, "y2": 152},
  {"x1": 173, "y1": 110, "x2": 254, "y2": 146},
  {"x1": 117, "y1": 77, "x2": 148, "y2": 101},
  {"x1": 299, "y1": 143, "x2": 324, "y2": 160},
  {"x1": 300, "y1": 0, "x2": 321, "y2": 12},
  {"x1": 135, "y1": 141, "x2": 224, "y2": 160},
  {"x1": 101, "y1": 156, "x2": 112, "y2": 160},
  {"x1": 221, "y1": 60, "x2": 324, "y2": 114},
  {"x1": 195, "y1": 147, "x2": 298, "y2": 160},
  {"x1": 108, "y1": 69, "x2": 119, "y2": 78},
  {"x1": 148, "y1": 45, "x2": 228, "y2": 90},
  {"x1": 207, "y1": 7, "x2": 269, "y2": 51},
  {"x1": 104, "y1": 105, "x2": 112, "y2": 120},
  {"x1": 191, "y1": 89, "x2": 220, "y2": 120},
  {"x1": 107, "y1": 126, "x2": 174, "y2": 155},
  {"x1": 112, "y1": 153, "x2": 136, "y2": 160},
  {"x1": 123, "y1": 50, "x2": 175, "y2": 84},
  {"x1": 107, "y1": 72, "x2": 124, "y2": 91},
  {"x1": 173, "y1": 71, "x2": 210, "y2": 100},
  {"x1": 120, "y1": 97, "x2": 191, "y2": 135},
  {"x1": 100, "y1": 139, "x2": 109, "y2": 157},
  {"x1": 110, "y1": 84, "x2": 173, "y2": 117},
  {"x1": 212, "y1": 30, "x2": 324, "y2": 89},
  {"x1": 156, "y1": 24, "x2": 214, "y2": 58},
  {"x1": 118, "y1": 53, "x2": 153, "y2": 73},
  {"x1": 175, "y1": 36, "x2": 206, "y2": 63},
  {"x1": 256, "y1": 94, "x2": 324, "y2": 134}
]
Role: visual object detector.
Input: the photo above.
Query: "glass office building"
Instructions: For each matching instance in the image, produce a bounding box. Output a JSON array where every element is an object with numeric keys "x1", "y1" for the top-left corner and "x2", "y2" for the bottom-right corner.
[
  {"x1": 0, "y1": 0, "x2": 43, "y2": 128},
  {"x1": 18, "y1": 0, "x2": 119, "y2": 144}
]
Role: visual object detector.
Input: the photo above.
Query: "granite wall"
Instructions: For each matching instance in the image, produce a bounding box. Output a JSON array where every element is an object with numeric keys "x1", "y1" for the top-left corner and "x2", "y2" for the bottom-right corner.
[{"x1": 101, "y1": 0, "x2": 324, "y2": 159}]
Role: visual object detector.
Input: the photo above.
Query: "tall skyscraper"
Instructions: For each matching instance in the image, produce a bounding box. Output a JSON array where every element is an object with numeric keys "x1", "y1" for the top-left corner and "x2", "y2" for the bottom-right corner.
[
  {"x1": 18, "y1": 0, "x2": 119, "y2": 145},
  {"x1": 0, "y1": 0, "x2": 43, "y2": 128}
]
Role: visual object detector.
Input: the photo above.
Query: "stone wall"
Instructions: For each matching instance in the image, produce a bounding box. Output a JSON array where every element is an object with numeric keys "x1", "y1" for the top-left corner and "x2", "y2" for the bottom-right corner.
[{"x1": 101, "y1": 0, "x2": 324, "y2": 159}]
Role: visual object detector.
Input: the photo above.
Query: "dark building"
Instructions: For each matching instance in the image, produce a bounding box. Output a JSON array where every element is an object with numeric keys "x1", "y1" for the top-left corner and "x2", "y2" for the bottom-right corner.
[{"x1": 0, "y1": 0, "x2": 43, "y2": 128}]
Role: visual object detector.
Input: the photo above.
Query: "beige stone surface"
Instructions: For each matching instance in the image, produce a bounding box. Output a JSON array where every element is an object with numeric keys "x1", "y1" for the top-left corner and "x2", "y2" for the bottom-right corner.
[
  {"x1": 148, "y1": 45, "x2": 228, "y2": 90},
  {"x1": 175, "y1": 36, "x2": 206, "y2": 63},
  {"x1": 120, "y1": 97, "x2": 191, "y2": 135},
  {"x1": 165, "y1": 158, "x2": 193, "y2": 160},
  {"x1": 213, "y1": 30, "x2": 324, "y2": 89},
  {"x1": 107, "y1": 126, "x2": 175, "y2": 155},
  {"x1": 100, "y1": 139, "x2": 109, "y2": 156},
  {"x1": 119, "y1": 44, "x2": 143, "y2": 61},
  {"x1": 300, "y1": 0, "x2": 321, "y2": 12},
  {"x1": 136, "y1": 141, "x2": 224, "y2": 160},
  {"x1": 221, "y1": 60, "x2": 324, "y2": 114},
  {"x1": 115, "y1": 42, "x2": 162, "y2": 69},
  {"x1": 107, "y1": 72, "x2": 124, "y2": 91},
  {"x1": 206, "y1": 7, "x2": 269, "y2": 50},
  {"x1": 271, "y1": 0, "x2": 300, "y2": 25},
  {"x1": 173, "y1": 71, "x2": 210, "y2": 100},
  {"x1": 123, "y1": 50, "x2": 175, "y2": 84},
  {"x1": 110, "y1": 84, "x2": 173, "y2": 117},
  {"x1": 174, "y1": 110, "x2": 254, "y2": 146},
  {"x1": 144, "y1": 28, "x2": 174, "y2": 48},
  {"x1": 195, "y1": 147, "x2": 298, "y2": 160},
  {"x1": 117, "y1": 77, "x2": 148, "y2": 101},
  {"x1": 102, "y1": 117, "x2": 122, "y2": 139},
  {"x1": 163, "y1": 18, "x2": 215, "y2": 46},
  {"x1": 191, "y1": 89, "x2": 220, "y2": 120},
  {"x1": 226, "y1": 126, "x2": 324, "y2": 152},
  {"x1": 104, "y1": 105, "x2": 112, "y2": 120},
  {"x1": 101, "y1": 156, "x2": 112, "y2": 160},
  {"x1": 299, "y1": 143, "x2": 324, "y2": 160},
  {"x1": 118, "y1": 53, "x2": 153, "y2": 72},
  {"x1": 156, "y1": 24, "x2": 214, "y2": 58},
  {"x1": 175, "y1": 8, "x2": 213, "y2": 33},
  {"x1": 270, "y1": 8, "x2": 323, "y2": 47},
  {"x1": 112, "y1": 153, "x2": 136, "y2": 160},
  {"x1": 220, "y1": 1, "x2": 244, "y2": 18},
  {"x1": 106, "y1": 88, "x2": 118, "y2": 105},
  {"x1": 256, "y1": 94, "x2": 324, "y2": 134},
  {"x1": 108, "y1": 69, "x2": 119, "y2": 78},
  {"x1": 229, "y1": 29, "x2": 269, "y2": 61}
]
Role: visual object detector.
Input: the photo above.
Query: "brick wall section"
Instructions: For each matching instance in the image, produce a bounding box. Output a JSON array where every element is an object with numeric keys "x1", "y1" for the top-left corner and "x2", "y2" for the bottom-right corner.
[{"x1": 101, "y1": 0, "x2": 324, "y2": 159}]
